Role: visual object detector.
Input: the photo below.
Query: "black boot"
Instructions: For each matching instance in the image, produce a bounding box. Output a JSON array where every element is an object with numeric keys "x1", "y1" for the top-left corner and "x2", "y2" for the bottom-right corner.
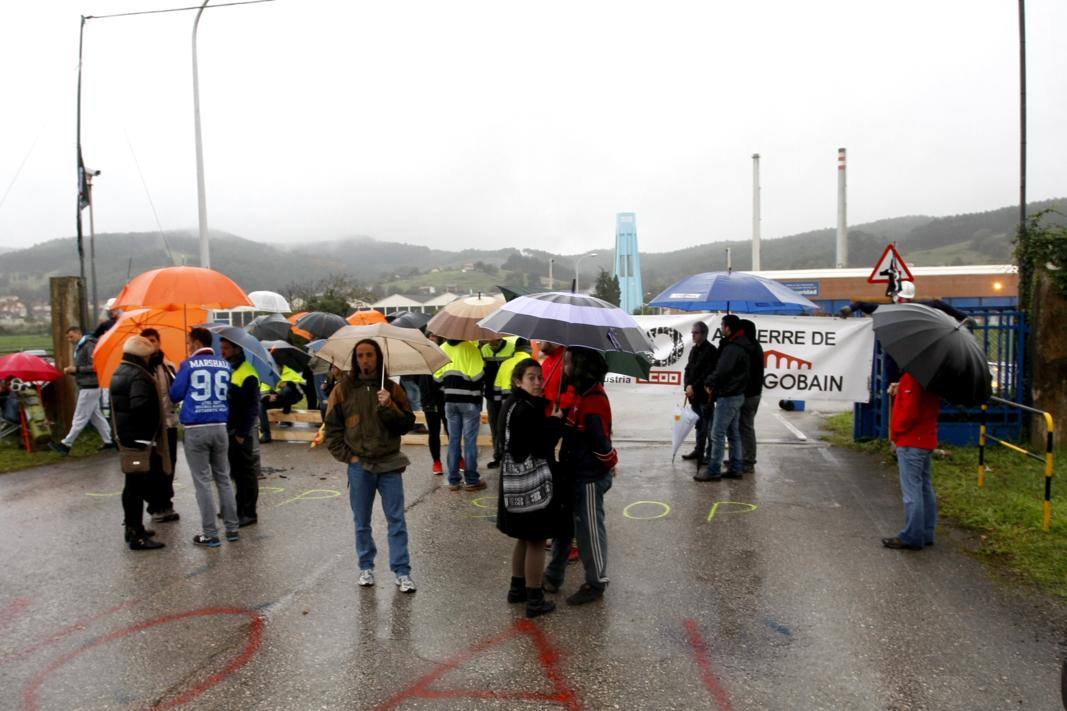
[
  {"x1": 508, "y1": 577, "x2": 527, "y2": 603},
  {"x1": 123, "y1": 525, "x2": 156, "y2": 542},
  {"x1": 525, "y1": 587, "x2": 556, "y2": 618},
  {"x1": 126, "y1": 526, "x2": 165, "y2": 550}
]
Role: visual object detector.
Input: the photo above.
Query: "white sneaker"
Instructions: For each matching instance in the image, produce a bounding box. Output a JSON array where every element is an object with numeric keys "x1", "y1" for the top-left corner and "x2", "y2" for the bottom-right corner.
[
  {"x1": 358, "y1": 569, "x2": 375, "y2": 587},
  {"x1": 395, "y1": 575, "x2": 417, "y2": 593}
]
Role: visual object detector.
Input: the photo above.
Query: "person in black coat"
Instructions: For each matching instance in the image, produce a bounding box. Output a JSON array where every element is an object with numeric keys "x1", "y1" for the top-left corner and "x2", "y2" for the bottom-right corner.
[
  {"x1": 420, "y1": 333, "x2": 449, "y2": 474},
  {"x1": 681, "y1": 320, "x2": 718, "y2": 465},
  {"x1": 497, "y1": 358, "x2": 563, "y2": 618},
  {"x1": 698, "y1": 314, "x2": 750, "y2": 482},
  {"x1": 737, "y1": 319, "x2": 764, "y2": 474},
  {"x1": 221, "y1": 338, "x2": 260, "y2": 527},
  {"x1": 109, "y1": 336, "x2": 166, "y2": 550}
]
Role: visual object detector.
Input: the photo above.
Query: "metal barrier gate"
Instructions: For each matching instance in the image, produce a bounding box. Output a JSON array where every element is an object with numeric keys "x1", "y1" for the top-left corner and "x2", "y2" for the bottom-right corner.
[
  {"x1": 854, "y1": 307, "x2": 1026, "y2": 445},
  {"x1": 979, "y1": 397, "x2": 1056, "y2": 531}
]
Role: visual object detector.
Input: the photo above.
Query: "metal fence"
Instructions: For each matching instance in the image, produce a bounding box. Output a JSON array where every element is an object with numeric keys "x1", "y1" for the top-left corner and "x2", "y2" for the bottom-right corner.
[{"x1": 854, "y1": 307, "x2": 1026, "y2": 445}]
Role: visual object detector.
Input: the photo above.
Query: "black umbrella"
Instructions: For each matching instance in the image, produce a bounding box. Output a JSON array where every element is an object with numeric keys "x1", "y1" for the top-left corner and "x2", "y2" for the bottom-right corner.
[
  {"x1": 872, "y1": 303, "x2": 992, "y2": 406},
  {"x1": 259, "y1": 340, "x2": 311, "y2": 371},
  {"x1": 391, "y1": 311, "x2": 431, "y2": 331},
  {"x1": 295, "y1": 311, "x2": 347, "y2": 339},
  {"x1": 247, "y1": 313, "x2": 291, "y2": 341}
]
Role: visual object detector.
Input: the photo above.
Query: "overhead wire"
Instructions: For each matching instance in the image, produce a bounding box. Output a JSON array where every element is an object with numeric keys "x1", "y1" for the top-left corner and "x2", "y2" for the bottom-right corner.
[
  {"x1": 0, "y1": 122, "x2": 48, "y2": 215},
  {"x1": 85, "y1": 0, "x2": 275, "y2": 21},
  {"x1": 123, "y1": 129, "x2": 176, "y2": 265}
]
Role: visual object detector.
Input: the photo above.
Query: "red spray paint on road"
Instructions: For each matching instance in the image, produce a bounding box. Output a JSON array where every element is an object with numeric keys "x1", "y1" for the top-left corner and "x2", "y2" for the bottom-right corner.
[
  {"x1": 375, "y1": 618, "x2": 581, "y2": 710},
  {"x1": 0, "y1": 597, "x2": 32, "y2": 633},
  {"x1": 683, "y1": 618, "x2": 736, "y2": 711},
  {"x1": 21, "y1": 607, "x2": 264, "y2": 711}
]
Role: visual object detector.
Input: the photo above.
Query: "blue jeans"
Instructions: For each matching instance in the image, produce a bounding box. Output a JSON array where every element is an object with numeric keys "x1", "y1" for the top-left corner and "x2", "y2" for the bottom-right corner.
[
  {"x1": 707, "y1": 394, "x2": 744, "y2": 474},
  {"x1": 347, "y1": 462, "x2": 411, "y2": 575},
  {"x1": 546, "y1": 476, "x2": 612, "y2": 591},
  {"x1": 444, "y1": 401, "x2": 481, "y2": 485},
  {"x1": 896, "y1": 446, "x2": 936, "y2": 547},
  {"x1": 401, "y1": 379, "x2": 422, "y2": 413}
]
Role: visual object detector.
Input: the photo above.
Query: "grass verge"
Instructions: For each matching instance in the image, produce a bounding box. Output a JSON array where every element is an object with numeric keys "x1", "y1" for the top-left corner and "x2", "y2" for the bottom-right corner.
[
  {"x1": 824, "y1": 412, "x2": 1067, "y2": 600},
  {"x1": 0, "y1": 429, "x2": 105, "y2": 474},
  {"x1": 0, "y1": 333, "x2": 52, "y2": 354}
]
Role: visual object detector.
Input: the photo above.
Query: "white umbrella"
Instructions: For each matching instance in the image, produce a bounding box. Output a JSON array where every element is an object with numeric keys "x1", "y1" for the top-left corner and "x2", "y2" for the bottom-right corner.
[
  {"x1": 248, "y1": 290, "x2": 291, "y2": 313},
  {"x1": 671, "y1": 399, "x2": 701, "y2": 462},
  {"x1": 316, "y1": 323, "x2": 450, "y2": 387}
]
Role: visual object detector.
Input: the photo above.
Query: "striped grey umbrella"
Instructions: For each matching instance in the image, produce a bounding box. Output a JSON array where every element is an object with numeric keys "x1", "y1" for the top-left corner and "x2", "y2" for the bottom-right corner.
[{"x1": 477, "y1": 291, "x2": 654, "y2": 355}]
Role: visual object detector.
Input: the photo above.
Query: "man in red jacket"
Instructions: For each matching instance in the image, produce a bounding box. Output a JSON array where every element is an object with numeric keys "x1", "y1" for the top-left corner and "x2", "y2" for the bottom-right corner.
[{"x1": 882, "y1": 372, "x2": 942, "y2": 551}]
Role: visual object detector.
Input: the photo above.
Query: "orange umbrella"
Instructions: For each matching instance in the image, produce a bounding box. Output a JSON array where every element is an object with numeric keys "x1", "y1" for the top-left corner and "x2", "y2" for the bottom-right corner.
[
  {"x1": 346, "y1": 309, "x2": 387, "y2": 326},
  {"x1": 288, "y1": 311, "x2": 312, "y2": 340},
  {"x1": 112, "y1": 266, "x2": 253, "y2": 311},
  {"x1": 93, "y1": 308, "x2": 208, "y2": 387}
]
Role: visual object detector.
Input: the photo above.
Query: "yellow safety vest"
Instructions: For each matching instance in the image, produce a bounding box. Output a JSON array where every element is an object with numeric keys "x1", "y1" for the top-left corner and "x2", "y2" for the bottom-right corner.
[
  {"x1": 232, "y1": 360, "x2": 259, "y2": 387},
  {"x1": 434, "y1": 341, "x2": 484, "y2": 403},
  {"x1": 260, "y1": 365, "x2": 306, "y2": 393},
  {"x1": 494, "y1": 351, "x2": 534, "y2": 400},
  {"x1": 480, "y1": 336, "x2": 518, "y2": 363}
]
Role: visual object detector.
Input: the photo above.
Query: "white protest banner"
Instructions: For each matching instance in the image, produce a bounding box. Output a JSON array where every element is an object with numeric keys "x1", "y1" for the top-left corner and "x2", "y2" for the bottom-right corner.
[{"x1": 606, "y1": 314, "x2": 875, "y2": 403}]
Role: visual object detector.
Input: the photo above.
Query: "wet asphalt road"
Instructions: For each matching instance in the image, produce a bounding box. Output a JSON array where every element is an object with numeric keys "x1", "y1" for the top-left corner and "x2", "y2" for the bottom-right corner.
[{"x1": 1, "y1": 397, "x2": 1065, "y2": 710}]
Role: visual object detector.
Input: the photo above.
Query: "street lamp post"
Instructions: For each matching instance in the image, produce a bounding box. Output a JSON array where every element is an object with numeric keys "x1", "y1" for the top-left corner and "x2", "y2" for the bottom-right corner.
[
  {"x1": 192, "y1": 0, "x2": 211, "y2": 268},
  {"x1": 548, "y1": 258, "x2": 554, "y2": 290},
  {"x1": 574, "y1": 253, "x2": 598, "y2": 293}
]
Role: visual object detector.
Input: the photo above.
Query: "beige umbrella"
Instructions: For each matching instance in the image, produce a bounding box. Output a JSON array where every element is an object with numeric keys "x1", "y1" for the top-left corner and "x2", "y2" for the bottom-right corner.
[
  {"x1": 316, "y1": 323, "x2": 450, "y2": 386},
  {"x1": 426, "y1": 294, "x2": 504, "y2": 341}
]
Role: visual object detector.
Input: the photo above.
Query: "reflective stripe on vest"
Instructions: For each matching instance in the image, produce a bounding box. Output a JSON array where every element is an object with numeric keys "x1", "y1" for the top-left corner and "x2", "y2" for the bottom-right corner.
[{"x1": 480, "y1": 336, "x2": 518, "y2": 363}]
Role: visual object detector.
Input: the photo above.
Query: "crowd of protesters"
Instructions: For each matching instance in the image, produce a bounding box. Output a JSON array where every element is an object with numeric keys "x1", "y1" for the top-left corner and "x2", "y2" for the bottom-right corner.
[{"x1": 39, "y1": 295, "x2": 939, "y2": 616}]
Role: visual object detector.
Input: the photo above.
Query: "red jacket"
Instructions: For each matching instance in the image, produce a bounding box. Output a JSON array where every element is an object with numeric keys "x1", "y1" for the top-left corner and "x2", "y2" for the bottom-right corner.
[
  {"x1": 540, "y1": 348, "x2": 569, "y2": 416},
  {"x1": 890, "y1": 373, "x2": 941, "y2": 450}
]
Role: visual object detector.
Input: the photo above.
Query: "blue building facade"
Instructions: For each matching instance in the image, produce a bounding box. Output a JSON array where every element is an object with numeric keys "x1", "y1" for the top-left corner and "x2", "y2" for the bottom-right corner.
[{"x1": 613, "y1": 212, "x2": 643, "y2": 314}]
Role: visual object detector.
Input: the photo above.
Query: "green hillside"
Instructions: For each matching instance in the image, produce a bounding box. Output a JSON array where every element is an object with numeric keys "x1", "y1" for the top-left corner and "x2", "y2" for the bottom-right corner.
[{"x1": 1, "y1": 198, "x2": 1061, "y2": 308}]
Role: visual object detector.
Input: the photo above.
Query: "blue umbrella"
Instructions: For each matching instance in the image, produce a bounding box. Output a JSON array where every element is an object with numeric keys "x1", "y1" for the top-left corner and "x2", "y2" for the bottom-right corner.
[
  {"x1": 649, "y1": 272, "x2": 819, "y2": 314},
  {"x1": 200, "y1": 323, "x2": 280, "y2": 387}
]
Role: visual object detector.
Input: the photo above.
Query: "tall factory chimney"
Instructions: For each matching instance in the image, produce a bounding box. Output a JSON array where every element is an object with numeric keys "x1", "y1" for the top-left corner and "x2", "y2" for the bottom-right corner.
[
  {"x1": 752, "y1": 153, "x2": 761, "y2": 271},
  {"x1": 836, "y1": 147, "x2": 848, "y2": 268}
]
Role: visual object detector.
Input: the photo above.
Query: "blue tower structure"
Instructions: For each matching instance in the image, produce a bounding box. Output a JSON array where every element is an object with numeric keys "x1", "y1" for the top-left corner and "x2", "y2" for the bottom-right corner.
[{"x1": 613, "y1": 212, "x2": 643, "y2": 314}]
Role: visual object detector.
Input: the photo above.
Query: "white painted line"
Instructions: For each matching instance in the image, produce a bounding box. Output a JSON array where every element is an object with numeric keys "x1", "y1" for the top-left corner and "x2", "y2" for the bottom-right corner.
[{"x1": 773, "y1": 413, "x2": 808, "y2": 441}]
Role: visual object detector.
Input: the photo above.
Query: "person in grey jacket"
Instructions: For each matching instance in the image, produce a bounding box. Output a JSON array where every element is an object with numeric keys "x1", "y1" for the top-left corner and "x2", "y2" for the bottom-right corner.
[{"x1": 50, "y1": 326, "x2": 115, "y2": 455}]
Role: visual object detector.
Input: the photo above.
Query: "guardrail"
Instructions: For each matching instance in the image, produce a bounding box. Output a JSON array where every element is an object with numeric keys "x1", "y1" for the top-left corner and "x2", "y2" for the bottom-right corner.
[{"x1": 979, "y1": 396, "x2": 1056, "y2": 531}]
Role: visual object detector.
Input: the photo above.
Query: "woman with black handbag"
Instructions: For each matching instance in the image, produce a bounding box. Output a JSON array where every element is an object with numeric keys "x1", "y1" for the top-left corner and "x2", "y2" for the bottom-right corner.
[
  {"x1": 497, "y1": 359, "x2": 563, "y2": 618},
  {"x1": 109, "y1": 335, "x2": 167, "y2": 551}
]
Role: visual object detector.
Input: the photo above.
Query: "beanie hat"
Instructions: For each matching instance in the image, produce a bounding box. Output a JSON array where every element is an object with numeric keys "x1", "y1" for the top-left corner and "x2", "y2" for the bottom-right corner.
[{"x1": 123, "y1": 335, "x2": 154, "y2": 358}]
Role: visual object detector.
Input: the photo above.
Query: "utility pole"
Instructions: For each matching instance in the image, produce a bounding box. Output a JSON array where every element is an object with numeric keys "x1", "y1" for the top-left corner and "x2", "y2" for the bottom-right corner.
[
  {"x1": 86, "y1": 169, "x2": 101, "y2": 321},
  {"x1": 75, "y1": 16, "x2": 89, "y2": 331}
]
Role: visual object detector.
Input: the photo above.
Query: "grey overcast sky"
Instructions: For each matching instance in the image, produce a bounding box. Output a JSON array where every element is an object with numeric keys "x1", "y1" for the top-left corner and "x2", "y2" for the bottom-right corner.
[{"x1": 0, "y1": 0, "x2": 1064, "y2": 255}]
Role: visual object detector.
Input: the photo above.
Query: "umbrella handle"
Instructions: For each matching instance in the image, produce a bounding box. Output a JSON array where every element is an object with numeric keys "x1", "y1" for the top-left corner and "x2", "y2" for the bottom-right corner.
[{"x1": 381, "y1": 339, "x2": 388, "y2": 390}]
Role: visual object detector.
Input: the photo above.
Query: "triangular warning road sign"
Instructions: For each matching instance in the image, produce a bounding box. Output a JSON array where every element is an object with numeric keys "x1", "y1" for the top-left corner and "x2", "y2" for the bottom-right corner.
[
  {"x1": 374, "y1": 619, "x2": 581, "y2": 710},
  {"x1": 867, "y1": 243, "x2": 914, "y2": 284}
]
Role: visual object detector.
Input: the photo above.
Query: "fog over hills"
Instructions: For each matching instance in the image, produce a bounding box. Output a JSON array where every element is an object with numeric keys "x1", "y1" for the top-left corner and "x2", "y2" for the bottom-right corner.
[{"x1": 0, "y1": 199, "x2": 1062, "y2": 305}]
